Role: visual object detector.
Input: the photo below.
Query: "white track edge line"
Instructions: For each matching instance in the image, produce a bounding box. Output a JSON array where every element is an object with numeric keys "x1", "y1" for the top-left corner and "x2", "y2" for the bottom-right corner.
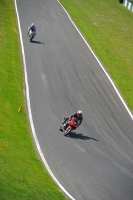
[
  {"x1": 57, "y1": 0, "x2": 133, "y2": 121},
  {"x1": 14, "y1": 1, "x2": 76, "y2": 199}
]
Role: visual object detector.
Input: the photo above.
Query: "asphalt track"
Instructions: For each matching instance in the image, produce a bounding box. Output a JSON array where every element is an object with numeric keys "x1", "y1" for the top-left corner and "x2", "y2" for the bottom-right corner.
[{"x1": 16, "y1": 0, "x2": 133, "y2": 199}]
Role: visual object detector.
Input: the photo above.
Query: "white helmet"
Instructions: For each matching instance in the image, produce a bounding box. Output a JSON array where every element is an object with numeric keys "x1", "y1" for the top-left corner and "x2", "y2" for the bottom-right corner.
[
  {"x1": 77, "y1": 110, "x2": 82, "y2": 116},
  {"x1": 31, "y1": 23, "x2": 34, "y2": 26}
]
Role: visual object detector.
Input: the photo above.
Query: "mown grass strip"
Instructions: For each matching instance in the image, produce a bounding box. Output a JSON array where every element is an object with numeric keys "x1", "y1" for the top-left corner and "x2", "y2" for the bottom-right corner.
[
  {"x1": 0, "y1": 0, "x2": 66, "y2": 199},
  {"x1": 59, "y1": 0, "x2": 133, "y2": 112}
]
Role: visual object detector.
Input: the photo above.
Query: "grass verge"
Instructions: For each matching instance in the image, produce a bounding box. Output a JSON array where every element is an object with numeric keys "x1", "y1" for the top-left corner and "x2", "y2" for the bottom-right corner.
[
  {"x1": 0, "y1": 0, "x2": 66, "y2": 199},
  {"x1": 59, "y1": 0, "x2": 133, "y2": 112}
]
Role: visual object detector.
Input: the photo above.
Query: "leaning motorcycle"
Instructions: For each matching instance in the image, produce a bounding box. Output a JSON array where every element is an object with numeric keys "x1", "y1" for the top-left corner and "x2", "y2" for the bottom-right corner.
[
  {"x1": 28, "y1": 30, "x2": 36, "y2": 42},
  {"x1": 59, "y1": 115, "x2": 79, "y2": 136}
]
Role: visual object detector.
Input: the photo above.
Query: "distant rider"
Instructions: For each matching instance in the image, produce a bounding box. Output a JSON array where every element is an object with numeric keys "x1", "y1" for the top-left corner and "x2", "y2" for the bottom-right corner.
[
  {"x1": 62, "y1": 110, "x2": 83, "y2": 130},
  {"x1": 27, "y1": 23, "x2": 36, "y2": 36}
]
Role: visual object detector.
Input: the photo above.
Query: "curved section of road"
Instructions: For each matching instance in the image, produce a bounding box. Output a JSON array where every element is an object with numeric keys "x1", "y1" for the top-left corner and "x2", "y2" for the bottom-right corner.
[{"x1": 15, "y1": 0, "x2": 133, "y2": 199}]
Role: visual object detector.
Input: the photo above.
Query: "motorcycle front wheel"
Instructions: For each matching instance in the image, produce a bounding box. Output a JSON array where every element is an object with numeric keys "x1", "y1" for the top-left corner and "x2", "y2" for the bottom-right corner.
[
  {"x1": 30, "y1": 37, "x2": 33, "y2": 42},
  {"x1": 64, "y1": 127, "x2": 71, "y2": 136}
]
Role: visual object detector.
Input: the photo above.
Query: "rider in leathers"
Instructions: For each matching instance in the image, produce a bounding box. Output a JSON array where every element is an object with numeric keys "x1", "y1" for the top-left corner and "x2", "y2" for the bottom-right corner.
[
  {"x1": 62, "y1": 110, "x2": 83, "y2": 130},
  {"x1": 27, "y1": 23, "x2": 36, "y2": 36}
]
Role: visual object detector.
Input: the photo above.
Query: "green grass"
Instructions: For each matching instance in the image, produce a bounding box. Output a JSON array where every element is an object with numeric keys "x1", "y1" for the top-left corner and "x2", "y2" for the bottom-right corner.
[
  {"x1": 0, "y1": 0, "x2": 66, "y2": 199},
  {"x1": 59, "y1": 0, "x2": 133, "y2": 111}
]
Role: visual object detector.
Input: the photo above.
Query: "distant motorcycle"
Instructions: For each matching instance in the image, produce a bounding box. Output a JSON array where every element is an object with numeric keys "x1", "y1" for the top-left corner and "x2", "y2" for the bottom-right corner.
[
  {"x1": 28, "y1": 30, "x2": 36, "y2": 42},
  {"x1": 59, "y1": 115, "x2": 79, "y2": 136}
]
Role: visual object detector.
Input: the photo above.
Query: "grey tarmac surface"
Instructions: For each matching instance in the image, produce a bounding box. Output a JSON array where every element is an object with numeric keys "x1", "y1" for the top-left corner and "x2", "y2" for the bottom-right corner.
[{"x1": 16, "y1": 0, "x2": 133, "y2": 199}]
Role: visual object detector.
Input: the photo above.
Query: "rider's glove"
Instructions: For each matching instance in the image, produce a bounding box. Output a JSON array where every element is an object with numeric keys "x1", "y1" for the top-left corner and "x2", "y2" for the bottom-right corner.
[{"x1": 69, "y1": 117, "x2": 72, "y2": 121}]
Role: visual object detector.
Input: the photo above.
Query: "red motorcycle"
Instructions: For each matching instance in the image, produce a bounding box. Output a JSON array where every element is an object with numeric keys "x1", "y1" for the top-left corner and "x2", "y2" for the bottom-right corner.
[{"x1": 59, "y1": 115, "x2": 79, "y2": 136}]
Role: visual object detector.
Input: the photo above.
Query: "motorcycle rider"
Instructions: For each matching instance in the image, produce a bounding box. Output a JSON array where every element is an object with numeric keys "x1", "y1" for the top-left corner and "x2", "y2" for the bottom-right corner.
[
  {"x1": 27, "y1": 23, "x2": 36, "y2": 37},
  {"x1": 61, "y1": 110, "x2": 83, "y2": 132}
]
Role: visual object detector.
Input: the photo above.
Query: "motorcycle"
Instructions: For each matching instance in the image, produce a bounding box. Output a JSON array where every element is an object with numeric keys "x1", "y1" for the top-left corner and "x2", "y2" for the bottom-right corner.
[
  {"x1": 28, "y1": 30, "x2": 36, "y2": 42},
  {"x1": 59, "y1": 115, "x2": 79, "y2": 136}
]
